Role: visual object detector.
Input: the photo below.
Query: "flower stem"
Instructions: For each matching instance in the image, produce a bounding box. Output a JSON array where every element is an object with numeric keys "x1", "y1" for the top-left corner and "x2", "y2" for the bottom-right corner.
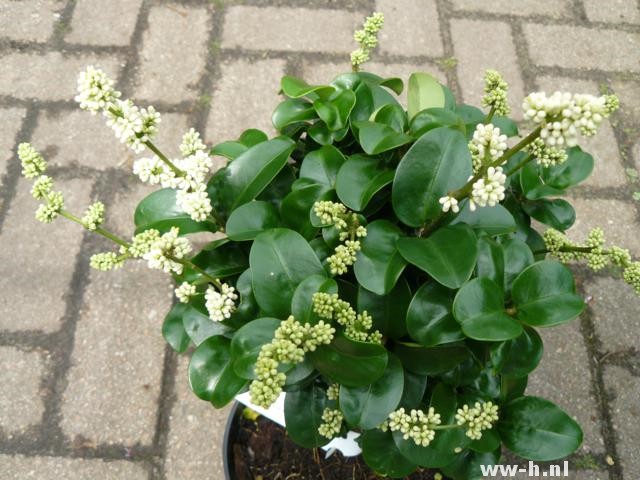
[
  {"x1": 144, "y1": 140, "x2": 185, "y2": 176},
  {"x1": 170, "y1": 256, "x2": 222, "y2": 289},
  {"x1": 505, "y1": 153, "x2": 534, "y2": 176},
  {"x1": 484, "y1": 106, "x2": 496, "y2": 124},
  {"x1": 60, "y1": 210, "x2": 130, "y2": 248}
]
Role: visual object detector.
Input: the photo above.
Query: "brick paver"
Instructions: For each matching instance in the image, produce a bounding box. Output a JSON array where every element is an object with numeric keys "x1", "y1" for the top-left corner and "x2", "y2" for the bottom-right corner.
[{"x1": 0, "y1": 1, "x2": 639, "y2": 479}]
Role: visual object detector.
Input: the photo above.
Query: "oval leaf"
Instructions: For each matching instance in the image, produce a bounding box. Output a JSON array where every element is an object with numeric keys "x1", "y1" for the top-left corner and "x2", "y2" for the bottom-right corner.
[
  {"x1": 407, "y1": 72, "x2": 445, "y2": 120},
  {"x1": 226, "y1": 201, "x2": 280, "y2": 241},
  {"x1": 406, "y1": 282, "x2": 464, "y2": 347},
  {"x1": 230, "y1": 317, "x2": 281, "y2": 379},
  {"x1": 284, "y1": 384, "x2": 330, "y2": 448},
  {"x1": 336, "y1": 154, "x2": 395, "y2": 211},
  {"x1": 362, "y1": 429, "x2": 417, "y2": 478}
]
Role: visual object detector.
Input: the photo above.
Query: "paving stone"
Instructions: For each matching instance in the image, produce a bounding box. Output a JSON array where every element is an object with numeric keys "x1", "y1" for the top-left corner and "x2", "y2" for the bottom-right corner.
[
  {"x1": 0, "y1": 53, "x2": 122, "y2": 101},
  {"x1": 0, "y1": 0, "x2": 65, "y2": 42},
  {"x1": 0, "y1": 347, "x2": 46, "y2": 433},
  {"x1": 587, "y1": 277, "x2": 640, "y2": 352},
  {"x1": 0, "y1": 178, "x2": 92, "y2": 332},
  {"x1": 133, "y1": 5, "x2": 211, "y2": 102},
  {"x1": 527, "y1": 322, "x2": 604, "y2": 453},
  {"x1": 584, "y1": 0, "x2": 640, "y2": 24},
  {"x1": 604, "y1": 365, "x2": 640, "y2": 479},
  {"x1": 509, "y1": 468, "x2": 606, "y2": 479},
  {"x1": 67, "y1": 0, "x2": 143, "y2": 46},
  {"x1": 0, "y1": 107, "x2": 27, "y2": 185},
  {"x1": 451, "y1": 18, "x2": 525, "y2": 119},
  {"x1": 60, "y1": 185, "x2": 172, "y2": 445},
  {"x1": 32, "y1": 110, "x2": 188, "y2": 171},
  {"x1": 165, "y1": 355, "x2": 230, "y2": 480},
  {"x1": 0, "y1": 454, "x2": 148, "y2": 479},
  {"x1": 206, "y1": 58, "x2": 285, "y2": 143},
  {"x1": 376, "y1": 0, "x2": 443, "y2": 57},
  {"x1": 612, "y1": 80, "x2": 640, "y2": 125},
  {"x1": 568, "y1": 197, "x2": 640, "y2": 256},
  {"x1": 536, "y1": 76, "x2": 627, "y2": 188},
  {"x1": 222, "y1": 6, "x2": 361, "y2": 53},
  {"x1": 450, "y1": 0, "x2": 572, "y2": 18},
  {"x1": 524, "y1": 24, "x2": 640, "y2": 72}
]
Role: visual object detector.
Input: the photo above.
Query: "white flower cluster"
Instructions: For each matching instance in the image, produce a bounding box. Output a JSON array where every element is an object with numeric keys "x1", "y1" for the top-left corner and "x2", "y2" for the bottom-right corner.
[
  {"x1": 74, "y1": 66, "x2": 120, "y2": 114},
  {"x1": 180, "y1": 128, "x2": 207, "y2": 157},
  {"x1": 388, "y1": 407, "x2": 442, "y2": 447},
  {"x1": 438, "y1": 195, "x2": 459, "y2": 213},
  {"x1": 175, "y1": 282, "x2": 197, "y2": 304},
  {"x1": 468, "y1": 123, "x2": 508, "y2": 172},
  {"x1": 81, "y1": 201, "x2": 105, "y2": 231},
  {"x1": 141, "y1": 227, "x2": 192, "y2": 274},
  {"x1": 455, "y1": 401, "x2": 499, "y2": 440},
  {"x1": 522, "y1": 91, "x2": 619, "y2": 148},
  {"x1": 205, "y1": 283, "x2": 238, "y2": 322},
  {"x1": 90, "y1": 251, "x2": 126, "y2": 271},
  {"x1": 526, "y1": 138, "x2": 568, "y2": 168},
  {"x1": 470, "y1": 166, "x2": 507, "y2": 212}
]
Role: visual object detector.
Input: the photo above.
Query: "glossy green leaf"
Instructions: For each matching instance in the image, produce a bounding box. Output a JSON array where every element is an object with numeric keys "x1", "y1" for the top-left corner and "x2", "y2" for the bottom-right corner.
[
  {"x1": 162, "y1": 303, "x2": 192, "y2": 353},
  {"x1": 313, "y1": 89, "x2": 356, "y2": 131},
  {"x1": 354, "y1": 220, "x2": 407, "y2": 296},
  {"x1": 399, "y1": 370, "x2": 428, "y2": 409},
  {"x1": 512, "y1": 260, "x2": 585, "y2": 327},
  {"x1": 453, "y1": 278, "x2": 523, "y2": 341},
  {"x1": 469, "y1": 427, "x2": 501, "y2": 453},
  {"x1": 291, "y1": 275, "x2": 337, "y2": 325},
  {"x1": 280, "y1": 183, "x2": 331, "y2": 239},
  {"x1": 230, "y1": 269, "x2": 260, "y2": 326},
  {"x1": 409, "y1": 107, "x2": 464, "y2": 137},
  {"x1": 309, "y1": 333, "x2": 388, "y2": 387},
  {"x1": 362, "y1": 429, "x2": 417, "y2": 478},
  {"x1": 502, "y1": 237, "x2": 534, "y2": 294},
  {"x1": 407, "y1": 72, "x2": 445, "y2": 120},
  {"x1": 406, "y1": 282, "x2": 464, "y2": 347},
  {"x1": 239, "y1": 129, "x2": 268, "y2": 147},
  {"x1": 373, "y1": 104, "x2": 408, "y2": 132},
  {"x1": 397, "y1": 224, "x2": 478, "y2": 289},
  {"x1": 281, "y1": 75, "x2": 334, "y2": 99},
  {"x1": 522, "y1": 198, "x2": 576, "y2": 231},
  {"x1": 351, "y1": 81, "x2": 401, "y2": 123},
  {"x1": 225, "y1": 201, "x2": 280, "y2": 241},
  {"x1": 392, "y1": 127, "x2": 472, "y2": 226},
  {"x1": 179, "y1": 299, "x2": 231, "y2": 346},
  {"x1": 182, "y1": 240, "x2": 248, "y2": 282},
  {"x1": 491, "y1": 326, "x2": 543, "y2": 378},
  {"x1": 336, "y1": 154, "x2": 395, "y2": 211},
  {"x1": 379, "y1": 77, "x2": 404, "y2": 95},
  {"x1": 451, "y1": 203, "x2": 517, "y2": 236},
  {"x1": 188, "y1": 336, "x2": 247, "y2": 407},
  {"x1": 353, "y1": 121, "x2": 413, "y2": 155},
  {"x1": 442, "y1": 449, "x2": 501, "y2": 480},
  {"x1": 210, "y1": 141, "x2": 247, "y2": 160},
  {"x1": 358, "y1": 277, "x2": 411, "y2": 339},
  {"x1": 499, "y1": 396, "x2": 583, "y2": 461},
  {"x1": 250, "y1": 228, "x2": 325, "y2": 318},
  {"x1": 340, "y1": 354, "x2": 404, "y2": 429},
  {"x1": 394, "y1": 342, "x2": 470, "y2": 375},
  {"x1": 230, "y1": 317, "x2": 281, "y2": 379},
  {"x1": 272, "y1": 98, "x2": 317, "y2": 130},
  {"x1": 284, "y1": 383, "x2": 330, "y2": 448},
  {"x1": 134, "y1": 188, "x2": 217, "y2": 235},
  {"x1": 476, "y1": 236, "x2": 504, "y2": 287},
  {"x1": 307, "y1": 120, "x2": 347, "y2": 145},
  {"x1": 299, "y1": 145, "x2": 346, "y2": 187}
]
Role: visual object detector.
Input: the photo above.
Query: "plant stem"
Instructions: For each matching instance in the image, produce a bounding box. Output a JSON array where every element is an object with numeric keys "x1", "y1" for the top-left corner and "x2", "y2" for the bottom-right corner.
[
  {"x1": 534, "y1": 245, "x2": 597, "y2": 255},
  {"x1": 144, "y1": 140, "x2": 184, "y2": 176},
  {"x1": 484, "y1": 106, "x2": 496, "y2": 124},
  {"x1": 505, "y1": 153, "x2": 534, "y2": 176},
  {"x1": 432, "y1": 424, "x2": 461, "y2": 431},
  {"x1": 60, "y1": 210, "x2": 130, "y2": 248},
  {"x1": 170, "y1": 256, "x2": 222, "y2": 288}
]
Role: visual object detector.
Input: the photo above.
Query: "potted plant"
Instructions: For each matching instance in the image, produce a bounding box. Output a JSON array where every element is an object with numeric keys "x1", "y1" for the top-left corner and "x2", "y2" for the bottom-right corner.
[{"x1": 17, "y1": 11, "x2": 639, "y2": 480}]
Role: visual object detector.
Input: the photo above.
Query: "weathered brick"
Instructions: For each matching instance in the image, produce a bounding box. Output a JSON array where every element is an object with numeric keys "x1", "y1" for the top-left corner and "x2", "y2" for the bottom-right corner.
[
  {"x1": 568, "y1": 197, "x2": 640, "y2": 256},
  {"x1": 60, "y1": 184, "x2": 172, "y2": 445},
  {"x1": 376, "y1": 0, "x2": 443, "y2": 57},
  {"x1": 206, "y1": 58, "x2": 285, "y2": 143},
  {"x1": 605, "y1": 365, "x2": 640, "y2": 478},
  {"x1": 584, "y1": 0, "x2": 640, "y2": 24},
  {"x1": 451, "y1": 19, "x2": 524, "y2": 119},
  {"x1": 536, "y1": 76, "x2": 627, "y2": 188},
  {"x1": 133, "y1": 5, "x2": 212, "y2": 102},
  {"x1": 0, "y1": 0, "x2": 65, "y2": 42},
  {"x1": 0, "y1": 178, "x2": 92, "y2": 332},
  {"x1": 612, "y1": 79, "x2": 640, "y2": 125},
  {"x1": 524, "y1": 24, "x2": 640, "y2": 72},
  {"x1": 67, "y1": 0, "x2": 143, "y2": 46},
  {"x1": 165, "y1": 355, "x2": 230, "y2": 480},
  {"x1": 0, "y1": 107, "x2": 26, "y2": 185},
  {"x1": 0, "y1": 347, "x2": 46, "y2": 433},
  {"x1": 527, "y1": 322, "x2": 604, "y2": 453},
  {"x1": 222, "y1": 6, "x2": 360, "y2": 53},
  {"x1": 0, "y1": 454, "x2": 148, "y2": 480},
  {"x1": 450, "y1": 0, "x2": 572, "y2": 18},
  {"x1": 32, "y1": 110, "x2": 188, "y2": 171},
  {"x1": 587, "y1": 277, "x2": 640, "y2": 352},
  {"x1": 0, "y1": 53, "x2": 122, "y2": 101}
]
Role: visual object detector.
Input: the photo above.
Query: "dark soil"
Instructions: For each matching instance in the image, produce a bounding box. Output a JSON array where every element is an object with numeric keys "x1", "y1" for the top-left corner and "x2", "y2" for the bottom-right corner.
[{"x1": 231, "y1": 414, "x2": 439, "y2": 480}]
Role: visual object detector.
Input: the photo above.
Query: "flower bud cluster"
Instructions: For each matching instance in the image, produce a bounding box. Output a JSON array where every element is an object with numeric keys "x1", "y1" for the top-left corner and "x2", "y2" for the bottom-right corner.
[
  {"x1": 175, "y1": 282, "x2": 197, "y2": 304},
  {"x1": 326, "y1": 383, "x2": 340, "y2": 401},
  {"x1": 250, "y1": 316, "x2": 335, "y2": 408},
  {"x1": 18, "y1": 143, "x2": 47, "y2": 179},
  {"x1": 525, "y1": 138, "x2": 568, "y2": 168},
  {"x1": 482, "y1": 70, "x2": 510, "y2": 116},
  {"x1": 350, "y1": 12, "x2": 384, "y2": 69},
  {"x1": 388, "y1": 407, "x2": 442, "y2": 447},
  {"x1": 318, "y1": 408, "x2": 344, "y2": 439},
  {"x1": 455, "y1": 401, "x2": 499, "y2": 440},
  {"x1": 468, "y1": 123, "x2": 508, "y2": 172},
  {"x1": 141, "y1": 226, "x2": 192, "y2": 274},
  {"x1": 312, "y1": 292, "x2": 382, "y2": 343},
  {"x1": 81, "y1": 202, "x2": 105, "y2": 231},
  {"x1": 469, "y1": 166, "x2": 506, "y2": 211},
  {"x1": 180, "y1": 128, "x2": 207, "y2": 157},
  {"x1": 89, "y1": 251, "x2": 126, "y2": 271},
  {"x1": 205, "y1": 283, "x2": 238, "y2": 322}
]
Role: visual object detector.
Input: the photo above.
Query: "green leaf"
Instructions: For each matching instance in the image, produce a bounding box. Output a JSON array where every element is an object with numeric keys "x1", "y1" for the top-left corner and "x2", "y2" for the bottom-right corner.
[
  {"x1": 218, "y1": 137, "x2": 295, "y2": 211},
  {"x1": 476, "y1": 236, "x2": 504, "y2": 287},
  {"x1": 512, "y1": 260, "x2": 585, "y2": 327},
  {"x1": 406, "y1": 282, "x2": 464, "y2": 347},
  {"x1": 353, "y1": 121, "x2": 413, "y2": 155},
  {"x1": 188, "y1": 336, "x2": 248, "y2": 408},
  {"x1": 307, "y1": 120, "x2": 347, "y2": 145},
  {"x1": 309, "y1": 333, "x2": 388, "y2": 387},
  {"x1": 372, "y1": 104, "x2": 408, "y2": 132},
  {"x1": 281, "y1": 75, "x2": 334, "y2": 99},
  {"x1": 351, "y1": 81, "x2": 401, "y2": 123},
  {"x1": 397, "y1": 225, "x2": 478, "y2": 289},
  {"x1": 291, "y1": 275, "x2": 337, "y2": 325},
  {"x1": 210, "y1": 141, "x2": 247, "y2": 160},
  {"x1": 358, "y1": 278, "x2": 412, "y2": 339},
  {"x1": 179, "y1": 299, "x2": 231, "y2": 346},
  {"x1": 451, "y1": 203, "x2": 517, "y2": 236},
  {"x1": 502, "y1": 237, "x2": 534, "y2": 295},
  {"x1": 394, "y1": 342, "x2": 469, "y2": 375},
  {"x1": 336, "y1": 154, "x2": 395, "y2": 211},
  {"x1": 522, "y1": 198, "x2": 576, "y2": 231},
  {"x1": 499, "y1": 396, "x2": 583, "y2": 461},
  {"x1": 407, "y1": 72, "x2": 445, "y2": 120},
  {"x1": 354, "y1": 220, "x2": 407, "y2": 296},
  {"x1": 239, "y1": 129, "x2": 268, "y2": 147},
  {"x1": 299, "y1": 145, "x2": 346, "y2": 187},
  {"x1": 491, "y1": 326, "x2": 543, "y2": 378},
  {"x1": 134, "y1": 188, "x2": 217, "y2": 235},
  {"x1": 399, "y1": 370, "x2": 428, "y2": 409},
  {"x1": 392, "y1": 127, "x2": 472, "y2": 226},
  {"x1": 272, "y1": 98, "x2": 317, "y2": 131},
  {"x1": 409, "y1": 107, "x2": 464, "y2": 138},
  {"x1": 250, "y1": 228, "x2": 325, "y2": 318},
  {"x1": 362, "y1": 429, "x2": 417, "y2": 478},
  {"x1": 520, "y1": 162, "x2": 565, "y2": 200},
  {"x1": 442, "y1": 449, "x2": 501, "y2": 480},
  {"x1": 284, "y1": 383, "x2": 330, "y2": 448},
  {"x1": 162, "y1": 303, "x2": 192, "y2": 353},
  {"x1": 379, "y1": 77, "x2": 404, "y2": 95},
  {"x1": 225, "y1": 201, "x2": 280, "y2": 241},
  {"x1": 182, "y1": 240, "x2": 248, "y2": 282},
  {"x1": 469, "y1": 427, "x2": 501, "y2": 453},
  {"x1": 280, "y1": 183, "x2": 331, "y2": 239},
  {"x1": 313, "y1": 89, "x2": 356, "y2": 131},
  {"x1": 230, "y1": 317, "x2": 281, "y2": 379},
  {"x1": 453, "y1": 278, "x2": 523, "y2": 341},
  {"x1": 340, "y1": 354, "x2": 404, "y2": 429},
  {"x1": 230, "y1": 269, "x2": 260, "y2": 326}
]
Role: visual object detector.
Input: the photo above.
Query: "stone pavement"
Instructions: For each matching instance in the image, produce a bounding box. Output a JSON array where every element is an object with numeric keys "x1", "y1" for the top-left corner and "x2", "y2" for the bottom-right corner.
[{"x1": 0, "y1": 0, "x2": 639, "y2": 479}]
